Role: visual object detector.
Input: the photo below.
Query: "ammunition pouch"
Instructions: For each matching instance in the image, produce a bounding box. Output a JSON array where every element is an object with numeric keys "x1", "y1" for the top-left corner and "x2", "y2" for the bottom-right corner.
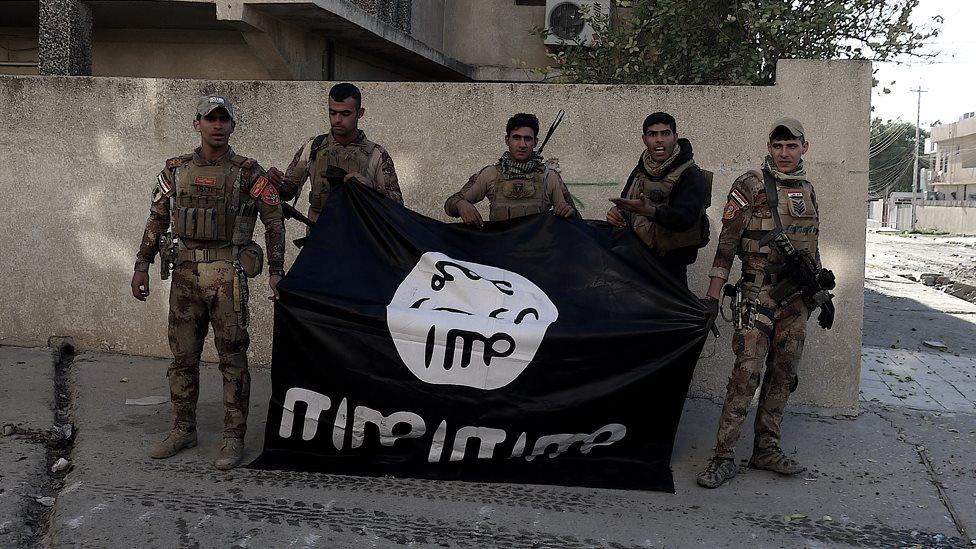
[
  {"x1": 173, "y1": 205, "x2": 228, "y2": 241},
  {"x1": 237, "y1": 242, "x2": 264, "y2": 278},
  {"x1": 232, "y1": 201, "x2": 258, "y2": 246},
  {"x1": 768, "y1": 276, "x2": 802, "y2": 305}
]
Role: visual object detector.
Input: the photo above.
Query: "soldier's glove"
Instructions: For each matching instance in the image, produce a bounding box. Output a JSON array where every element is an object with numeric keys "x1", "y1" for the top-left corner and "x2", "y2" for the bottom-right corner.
[
  {"x1": 817, "y1": 268, "x2": 836, "y2": 291},
  {"x1": 267, "y1": 167, "x2": 284, "y2": 189},
  {"x1": 702, "y1": 296, "x2": 720, "y2": 337}
]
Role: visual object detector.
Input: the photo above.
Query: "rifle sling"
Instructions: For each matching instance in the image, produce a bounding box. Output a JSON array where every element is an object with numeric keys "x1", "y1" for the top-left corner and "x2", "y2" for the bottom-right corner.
[{"x1": 762, "y1": 169, "x2": 785, "y2": 232}]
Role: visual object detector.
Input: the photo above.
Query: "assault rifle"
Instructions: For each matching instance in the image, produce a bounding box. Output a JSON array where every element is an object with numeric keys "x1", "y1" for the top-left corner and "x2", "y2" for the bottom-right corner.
[
  {"x1": 282, "y1": 166, "x2": 346, "y2": 248},
  {"x1": 758, "y1": 227, "x2": 835, "y2": 330},
  {"x1": 537, "y1": 109, "x2": 565, "y2": 155},
  {"x1": 282, "y1": 203, "x2": 314, "y2": 248}
]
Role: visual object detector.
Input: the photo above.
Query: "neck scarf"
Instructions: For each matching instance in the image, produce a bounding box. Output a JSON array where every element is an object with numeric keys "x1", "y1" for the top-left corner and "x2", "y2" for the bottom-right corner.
[
  {"x1": 764, "y1": 155, "x2": 807, "y2": 183},
  {"x1": 499, "y1": 151, "x2": 544, "y2": 177},
  {"x1": 641, "y1": 142, "x2": 682, "y2": 178}
]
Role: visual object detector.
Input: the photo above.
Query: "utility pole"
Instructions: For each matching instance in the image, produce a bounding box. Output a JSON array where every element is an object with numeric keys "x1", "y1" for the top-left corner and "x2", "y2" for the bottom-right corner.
[{"x1": 910, "y1": 87, "x2": 927, "y2": 232}]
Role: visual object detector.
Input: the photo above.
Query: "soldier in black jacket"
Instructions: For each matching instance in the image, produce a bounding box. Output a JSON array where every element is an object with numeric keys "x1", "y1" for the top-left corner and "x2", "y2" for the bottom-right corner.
[{"x1": 607, "y1": 112, "x2": 710, "y2": 286}]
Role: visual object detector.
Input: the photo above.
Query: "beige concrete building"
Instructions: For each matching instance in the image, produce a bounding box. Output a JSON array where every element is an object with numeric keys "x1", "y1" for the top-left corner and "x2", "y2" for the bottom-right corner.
[
  {"x1": 929, "y1": 113, "x2": 976, "y2": 202},
  {"x1": 1, "y1": 0, "x2": 579, "y2": 81}
]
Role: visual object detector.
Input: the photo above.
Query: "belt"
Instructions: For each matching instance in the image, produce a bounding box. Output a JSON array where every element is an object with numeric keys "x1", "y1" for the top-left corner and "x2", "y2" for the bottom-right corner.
[
  {"x1": 176, "y1": 246, "x2": 237, "y2": 263},
  {"x1": 741, "y1": 269, "x2": 782, "y2": 286}
]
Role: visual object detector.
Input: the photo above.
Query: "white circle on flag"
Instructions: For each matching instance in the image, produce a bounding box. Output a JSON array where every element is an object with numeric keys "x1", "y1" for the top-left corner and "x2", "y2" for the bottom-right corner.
[{"x1": 386, "y1": 252, "x2": 559, "y2": 390}]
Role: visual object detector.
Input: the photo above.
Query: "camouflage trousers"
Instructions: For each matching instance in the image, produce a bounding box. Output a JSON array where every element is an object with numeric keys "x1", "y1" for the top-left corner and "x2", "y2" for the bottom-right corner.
[
  {"x1": 167, "y1": 260, "x2": 250, "y2": 438},
  {"x1": 713, "y1": 285, "x2": 808, "y2": 459}
]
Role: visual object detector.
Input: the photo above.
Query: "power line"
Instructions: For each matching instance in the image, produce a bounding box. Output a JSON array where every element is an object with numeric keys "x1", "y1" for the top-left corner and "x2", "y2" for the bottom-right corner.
[
  {"x1": 869, "y1": 123, "x2": 906, "y2": 151},
  {"x1": 869, "y1": 129, "x2": 905, "y2": 158}
]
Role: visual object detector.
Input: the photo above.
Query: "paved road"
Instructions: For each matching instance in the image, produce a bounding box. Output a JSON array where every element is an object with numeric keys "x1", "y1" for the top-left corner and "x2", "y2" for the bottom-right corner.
[
  {"x1": 0, "y1": 348, "x2": 963, "y2": 548},
  {"x1": 1, "y1": 231, "x2": 974, "y2": 547},
  {"x1": 864, "y1": 232, "x2": 976, "y2": 358}
]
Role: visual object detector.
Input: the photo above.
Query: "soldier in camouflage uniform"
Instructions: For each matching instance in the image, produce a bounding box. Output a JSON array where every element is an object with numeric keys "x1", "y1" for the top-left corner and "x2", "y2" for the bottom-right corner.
[
  {"x1": 130, "y1": 95, "x2": 286, "y2": 470},
  {"x1": 444, "y1": 113, "x2": 576, "y2": 225},
  {"x1": 697, "y1": 118, "x2": 832, "y2": 488},
  {"x1": 273, "y1": 82, "x2": 402, "y2": 222}
]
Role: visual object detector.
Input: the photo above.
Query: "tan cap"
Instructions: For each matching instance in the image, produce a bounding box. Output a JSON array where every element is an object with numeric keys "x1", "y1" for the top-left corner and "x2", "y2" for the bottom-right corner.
[
  {"x1": 769, "y1": 117, "x2": 804, "y2": 140},
  {"x1": 196, "y1": 95, "x2": 236, "y2": 121}
]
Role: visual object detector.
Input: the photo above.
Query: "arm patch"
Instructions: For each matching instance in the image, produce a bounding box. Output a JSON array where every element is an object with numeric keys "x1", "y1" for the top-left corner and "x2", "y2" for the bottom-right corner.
[
  {"x1": 155, "y1": 171, "x2": 175, "y2": 198},
  {"x1": 261, "y1": 184, "x2": 280, "y2": 206},
  {"x1": 250, "y1": 175, "x2": 269, "y2": 199},
  {"x1": 165, "y1": 155, "x2": 190, "y2": 169},
  {"x1": 722, "y1": 200, "x2": 740, "y2": 220},
  {"x1": 250, "y1": 175, "x2": 280, "y2": 205},
  {"x1": 730, "y1": 189, "x2": 748, "y2": 208}
]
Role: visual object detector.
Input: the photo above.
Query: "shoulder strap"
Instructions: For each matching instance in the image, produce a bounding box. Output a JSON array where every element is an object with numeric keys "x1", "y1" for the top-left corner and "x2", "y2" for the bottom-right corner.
[
  {"x1": 308, "y1": 133, "x2": 328, "y2": 164},
  {"x1": 359, "y1": 138, "x2": 378, "y2": 156},
  {"x1": 229, "y1": 155, "x2": 255, "y2": 169},
  {"x1": 761, "y1": 169, "x2": 784, "y2": 231},
  {"x1": 699, "y1": 168, "x2": 713, "y2": 208},
  {"x1": 669, "y1": 159, "x2": 696, "y2": 179},
  {"x1": 165, "y1": 154, "x2": 192, "y2": 169}
]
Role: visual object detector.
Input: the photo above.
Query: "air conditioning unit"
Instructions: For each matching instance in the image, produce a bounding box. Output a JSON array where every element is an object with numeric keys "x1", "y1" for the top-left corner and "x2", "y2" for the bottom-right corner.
[{"x1": 544, "y1": 0, "x2": 612, "y2": 46}]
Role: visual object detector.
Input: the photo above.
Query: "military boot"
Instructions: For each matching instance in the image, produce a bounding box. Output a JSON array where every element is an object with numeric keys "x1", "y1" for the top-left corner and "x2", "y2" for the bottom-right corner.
[
  {"x1": 749, "y1": 446, "x2": 806, "y2": 475},
  {"x1": 214, "y1": 437, "x2": 244, "y2": 470},
  {"x1": 696, "y1": 457, "x2": 738, "y2": 489},
  {"x1": 149, "y1": 429, "x2": 197, "y2": 459}
]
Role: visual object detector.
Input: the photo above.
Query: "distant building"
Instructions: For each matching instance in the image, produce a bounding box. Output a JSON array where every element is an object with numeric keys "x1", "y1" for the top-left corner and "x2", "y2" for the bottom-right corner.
[
  {"x1": 929, "y1": 112, "x2": 976, "y2": 202},
  {"x1": 1, "y1": 0, "x2": 615, "y2": 81}
]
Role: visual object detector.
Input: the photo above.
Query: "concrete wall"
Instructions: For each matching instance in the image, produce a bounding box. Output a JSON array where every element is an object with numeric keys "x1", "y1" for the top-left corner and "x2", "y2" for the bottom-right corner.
[
  {"x1": 91, "y1": 29, "x2": 273, "y2": 80},
  {"x1": 442, "y1": 0, "x2": 550, "y2": 70},
  {"x1": 0, "y1": 59, "x2": 871, "y2": 408},
  {"x1": 916, "y1": 203, "x2": 976, "y2": 235}
]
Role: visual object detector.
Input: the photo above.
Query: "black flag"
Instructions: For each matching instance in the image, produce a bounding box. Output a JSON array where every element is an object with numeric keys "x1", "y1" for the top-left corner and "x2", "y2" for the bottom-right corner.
[{"x1": 251, "y1": 182, "x2": 708, "y2": 492}]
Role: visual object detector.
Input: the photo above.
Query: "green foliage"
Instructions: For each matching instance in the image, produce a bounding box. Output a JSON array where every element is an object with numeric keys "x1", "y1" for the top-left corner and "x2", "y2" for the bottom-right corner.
[
  {"x1": 531, "y1": 0, "x2": 940, "y2": 85},
  {"x1": 869, "y1": 118, "x2": 928, "y2": 196}
]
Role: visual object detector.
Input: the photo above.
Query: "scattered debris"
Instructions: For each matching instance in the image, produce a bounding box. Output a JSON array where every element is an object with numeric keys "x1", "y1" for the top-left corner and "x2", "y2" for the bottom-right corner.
[
  {"x1": 2, "y1": 424, "x2": 14, "y2": 436},
  {"x1": 51, "y1": 458, "x2": 70, "y2": 473},
  {"x1": 120, "y1": 377, "x2": 128, "y2": 383},
  {"x1": 923, "y1": 340, "x2": 949, "y2": 351},
  {"x1": 34, "y1": 496, "x2": 55, "y2": 507},
  {"x1": 125, "y1": 396, "x2": 169, "y2": 406},
  {"x1": 784, "y1": 513, "x2": 807, "y2": 522}
]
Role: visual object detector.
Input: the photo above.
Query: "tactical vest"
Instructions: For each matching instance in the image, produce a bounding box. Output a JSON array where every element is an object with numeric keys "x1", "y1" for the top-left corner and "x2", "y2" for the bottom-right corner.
[
  {"x1": 627, "y1": 160, "x2": 712, "y2": 255},
  {"x1": 739, "y1": 170, "x2": 819, "y2": 264},
  {"x1": 171, "y1": 157, "x2": 247, "y2": 244},
  {"x1": 488, "y1": 166, "x2": 549, "y2": 222},
  {"x1": 307, "y1": 134, "x2": 377, "y2": 221}
]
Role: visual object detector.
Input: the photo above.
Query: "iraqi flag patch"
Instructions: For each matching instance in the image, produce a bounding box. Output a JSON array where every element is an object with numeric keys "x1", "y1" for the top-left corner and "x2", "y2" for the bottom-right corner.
[{"x1": 723, "y1": 189, "x2": 748, "y2": 220}]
